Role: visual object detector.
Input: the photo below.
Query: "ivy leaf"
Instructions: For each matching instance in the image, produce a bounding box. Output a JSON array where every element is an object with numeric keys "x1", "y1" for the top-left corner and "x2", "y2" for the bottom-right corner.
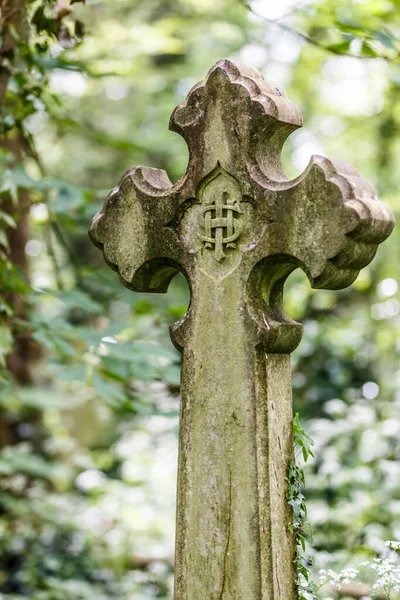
[{"x1": 293, "y1": 413, "x2": 315, "y2": 462}]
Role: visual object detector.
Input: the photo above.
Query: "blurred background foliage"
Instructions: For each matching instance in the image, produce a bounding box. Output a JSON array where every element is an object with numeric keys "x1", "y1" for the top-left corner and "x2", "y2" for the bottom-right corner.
[{"x1": 0, "y1": 0, "x2": 399, "y2": 598}]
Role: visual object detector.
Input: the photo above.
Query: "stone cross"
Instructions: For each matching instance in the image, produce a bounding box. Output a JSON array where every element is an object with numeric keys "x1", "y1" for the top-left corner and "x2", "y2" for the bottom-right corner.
[{"x1": 89, "y1": 60, "x2": 394, "y2": 600}]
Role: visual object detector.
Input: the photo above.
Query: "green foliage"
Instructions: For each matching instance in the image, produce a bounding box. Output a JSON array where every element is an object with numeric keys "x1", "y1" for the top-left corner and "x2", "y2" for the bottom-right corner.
[
  {"x1": 1, "y1": 0, "x2": 85, "y2": 138},
  {"x1": 294, "y1": 412, "x2": 315, "y2": 463},
  {"x1": 244, "y1": 0, "x2": 400, "y2": 60},
  {"x1": 289, "y1": 415, "x2": 317, "y2": 600}
]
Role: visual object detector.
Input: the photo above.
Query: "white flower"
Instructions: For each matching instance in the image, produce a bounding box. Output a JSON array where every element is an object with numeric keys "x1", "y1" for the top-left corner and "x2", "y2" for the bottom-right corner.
[
  {"x1": 361, "y1": 556, "x2": 400, "y2": 593},
  {"x1": 318, "y1": 567, "x2": 358, "y2": 590},
  {"x1": 385, "y1": 540, "x2": 400, "y2": 551}
]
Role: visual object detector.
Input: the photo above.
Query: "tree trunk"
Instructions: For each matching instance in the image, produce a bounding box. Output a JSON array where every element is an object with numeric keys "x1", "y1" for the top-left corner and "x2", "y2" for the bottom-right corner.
[{"x1": 0, "y1": 2, "x2": 40, "y2": 446}]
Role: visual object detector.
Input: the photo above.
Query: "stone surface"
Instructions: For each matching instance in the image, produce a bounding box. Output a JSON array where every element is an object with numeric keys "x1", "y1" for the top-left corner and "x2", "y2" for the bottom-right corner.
[{"x1": 89, "y1": 59, "x2": 394, "y2": 600}]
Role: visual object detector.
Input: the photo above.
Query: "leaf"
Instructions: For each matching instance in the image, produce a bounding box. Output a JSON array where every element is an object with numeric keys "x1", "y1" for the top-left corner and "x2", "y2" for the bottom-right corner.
[
  {"x1": 9, "y1": 165, "x2": 50, "y2": 192},
  {"x1": 0, "y1": 210, "x2": 16, "y2": 229},
  {"x1": 31, "y1": 6, "x2": 54, "y2": 34},
  {"x1": 93, "y1": 372, "x2": 126, "y2": 407},
  {"x1": 361, "y1": 41, "x2": 379, "y2": 57},
  {"x1": 0, "y1": 230, "x2": 10, "y2": 252},
  {"x1": 0, "y1": 301, "x2": 13, "y2": 317},
  {"x1": 57, "y1": 289, "x2": 103, "y2": 314},
  {"x1": 0, "y1": 325, "x2": 13, "y2": 366},
  {"x1": 0, "y1": 446, "x2": 73, "y2": 486},
  {"x1": 32, "y1": 328, "x2": 76, "y2": 358},
  {"x1": 14, "y1": 387, "x2": 68, "y2": 410},
  {"x1": 32, "y1": 329, "x2": 55, "y2": 349},
  {"x1": 336, "y1": 17, "x2": 365, "y2": 33},
  {"x1": 51, "y1": 335, "x2": 77, "y2": 358},
  {"x1": 104, "y1": 340, "x2": 176, "y2": 362},
  {"x1": 373, "y1": 30, "x2": 396, "y2": 50},
  {"x1": 326, "y1": 40, "x2": 352, "y2": 55},
  {"x1": 0, "y1": 176, "x2": 18, "y2": 203},
  {"x1": 74, "y1": 326, "x2": 103, "y2": 346},
  {"x1": 53, "y1": 364, "x2": 87, "y2": 382},
  {"x1": 100, "y1": 357, "x2": 130, "y2": 382},
  {"x1": 293, "y1": 413, "x2": 315, "y2": 462},
  {"x1": 52, "y1": 183, "x2": 86, "y2": 213}
]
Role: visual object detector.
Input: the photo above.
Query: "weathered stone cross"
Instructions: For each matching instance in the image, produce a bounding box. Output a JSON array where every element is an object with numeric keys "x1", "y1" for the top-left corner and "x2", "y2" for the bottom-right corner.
[{"x1": 89, "y1": 60, "x2": 394, "y2": 600}]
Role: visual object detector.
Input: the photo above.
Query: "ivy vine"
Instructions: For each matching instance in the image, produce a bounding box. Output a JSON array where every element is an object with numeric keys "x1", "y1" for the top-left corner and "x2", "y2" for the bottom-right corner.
[{"x1": 289, "y1": 413, "x2": 317, "y2": 600}]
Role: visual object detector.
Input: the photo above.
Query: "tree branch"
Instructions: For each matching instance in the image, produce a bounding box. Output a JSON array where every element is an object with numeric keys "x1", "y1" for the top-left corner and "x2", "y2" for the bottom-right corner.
[{"x1": 240, "y1": 0, "x2": 392, "y2": 61}]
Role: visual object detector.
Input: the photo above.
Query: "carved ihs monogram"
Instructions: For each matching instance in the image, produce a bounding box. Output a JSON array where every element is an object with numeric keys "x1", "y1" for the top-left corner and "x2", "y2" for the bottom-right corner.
[{"x1": 198, "y1": 167, "x2": 243, "y2": 262}]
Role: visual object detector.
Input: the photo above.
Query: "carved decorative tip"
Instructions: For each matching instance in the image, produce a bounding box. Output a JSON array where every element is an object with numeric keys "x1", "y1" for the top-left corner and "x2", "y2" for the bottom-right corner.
[
  {"x1": 209, "y1": 58, "x2": 285, "y2": 99},
  {"x1": 88, "y1": 186, "x2": 120, "y2": 250},
  {"x1": 88, "y1": 211, "x2": 102, "y2": 248},
  {"x1": 311, "y1": 155, "x2": 395, "y2": 241},
  {"x1": 169, "y1": 57, "x2": 303, "y2": 141}
]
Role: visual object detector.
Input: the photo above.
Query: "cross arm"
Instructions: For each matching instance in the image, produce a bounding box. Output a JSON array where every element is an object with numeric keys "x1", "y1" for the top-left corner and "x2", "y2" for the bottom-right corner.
[
  {"x1": 89, "y1": 166, "x2": 186, "y2": 293},
  {"x1": 252, "y1": 154, "x2": 394, "y2": 286},
  {"x1": 300, "y1": 155, "x2": 394, "y2": 289},
  {"x1": 245, "y1": 153, "x2": 394, "y2": 354}
]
